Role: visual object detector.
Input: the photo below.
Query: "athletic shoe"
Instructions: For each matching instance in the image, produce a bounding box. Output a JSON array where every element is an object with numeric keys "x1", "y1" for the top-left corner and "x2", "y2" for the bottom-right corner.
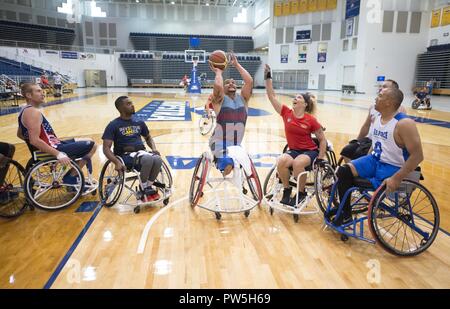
[
  {"x1": 332, "y1": 214, "x2": 353, "y2": 227},
  {"x1": 288, "y1": 192, "x2": 307, "y2": 207},
  {"x1": 280, "y1": 187, "x2": 292, "y2": 205}
]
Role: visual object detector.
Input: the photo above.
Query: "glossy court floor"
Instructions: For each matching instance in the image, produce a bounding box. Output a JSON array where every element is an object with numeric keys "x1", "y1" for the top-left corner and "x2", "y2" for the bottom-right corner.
[{"x1": 0, "y1": 88, "x2": 449, "y2": 288}]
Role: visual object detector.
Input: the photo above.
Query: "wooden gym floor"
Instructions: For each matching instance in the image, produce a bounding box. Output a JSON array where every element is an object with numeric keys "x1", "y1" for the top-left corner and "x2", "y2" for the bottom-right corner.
[{"x1": 0, "y1": 88, "x2": 449, "y2": 288}]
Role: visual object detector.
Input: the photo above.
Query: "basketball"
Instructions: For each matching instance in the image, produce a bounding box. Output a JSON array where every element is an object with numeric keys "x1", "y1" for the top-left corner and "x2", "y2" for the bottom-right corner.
[{"x1": 208, "y1": 50, "x2": 228, "y2": 71}]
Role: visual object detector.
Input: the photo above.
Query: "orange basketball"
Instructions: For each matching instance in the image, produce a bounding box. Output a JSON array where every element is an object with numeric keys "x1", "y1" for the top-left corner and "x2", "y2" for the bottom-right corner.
[{"x1": 208, "y1": 50, "x2": 228, "y2": 71}]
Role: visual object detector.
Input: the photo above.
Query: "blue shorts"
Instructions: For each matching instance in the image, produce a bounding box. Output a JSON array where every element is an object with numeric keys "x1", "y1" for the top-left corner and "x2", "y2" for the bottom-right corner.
[
  {"x1": 352, "y1": 155, "x2": 401, "y2": 189},
  {"x1": 286, "y1": 149, "x2": 318, "y2": 163},
  {"x1": 56, "y1": 139, "x2": 94, "y2": 159},
  {"x1": 215, "y1": 156, "x2": 234, "y2": 172}
]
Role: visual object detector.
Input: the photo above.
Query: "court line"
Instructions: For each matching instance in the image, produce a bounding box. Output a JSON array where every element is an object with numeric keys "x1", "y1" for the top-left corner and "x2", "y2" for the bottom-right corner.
[
  {"x1": 43, "y1": 203, "x2": 104, "y2": 289},
  {"x1": 137, "y1": 195, "x2": 188, "y2": 254}
]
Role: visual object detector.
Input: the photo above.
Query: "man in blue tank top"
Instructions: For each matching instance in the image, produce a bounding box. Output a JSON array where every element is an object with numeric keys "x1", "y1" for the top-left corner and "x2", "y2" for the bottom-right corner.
[{"x1": 209, "y1": 53, "x2": 253, "y2": 176}]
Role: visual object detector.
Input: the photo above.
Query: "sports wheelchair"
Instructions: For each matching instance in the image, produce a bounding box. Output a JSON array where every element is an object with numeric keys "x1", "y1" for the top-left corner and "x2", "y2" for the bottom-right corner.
[
  {"x1": 189, "y1": 148, "x2": 263, "y2": 220},
  {"x1": 263, "y1": 139, "x2": 338, "y2": 223},
  {"x1": 24, "y1": 148, "x2": 98, "y2": 211},
  {"x1": 199, "y1": 110, "x2": 216, "y2": 136},
  {"x1": 98, "y1": 152, "x2": 173, "y2": 214},
  {"x1": 0, "y1": 158, "x2": 27, "y2": 218},
  {"x1": 411, "y1": 97, "x2": 432, "y2": 110},
  {"x1": 321, "y1": 167, "x2": 440, "y2": 256}
]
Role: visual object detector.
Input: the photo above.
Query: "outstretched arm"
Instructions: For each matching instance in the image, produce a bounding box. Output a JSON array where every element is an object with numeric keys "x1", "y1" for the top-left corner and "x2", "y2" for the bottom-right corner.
[
  {"x1": 210, "y1": 64, "x2": 224, "y2": 105},
  {"x1": 264, "y1": 64, "x2": 283, "y2": 115},
  {"x1": 230, "y1": 53, "x2": 253, "y2": 104}
]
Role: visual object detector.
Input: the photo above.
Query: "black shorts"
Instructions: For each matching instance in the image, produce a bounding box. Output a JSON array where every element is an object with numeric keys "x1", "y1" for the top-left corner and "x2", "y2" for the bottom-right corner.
[
  {"x1": 0, "y1": 142, "x2": 14, "y2": 158},
  {"x1": 54, "y1": 84, "x2": 62, "y2": 90},
  {"x1": 285, "y1": 149, "x2": 319, "y2": 163},
  {"x1": 340, "y1": 137, "x2": 372, "y2": 160},
  {"x1": 56, "y1": 139, "x2": 94, "y2": 159}
]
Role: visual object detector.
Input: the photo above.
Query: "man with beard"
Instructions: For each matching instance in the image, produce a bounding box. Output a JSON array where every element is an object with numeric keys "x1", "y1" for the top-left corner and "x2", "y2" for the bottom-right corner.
[
  {"x1": 209, "y1": 53, "x2": 253, "y2": 176},
  {"x1": 102, "y1": 96, "x2": 162, "y2": 203}
]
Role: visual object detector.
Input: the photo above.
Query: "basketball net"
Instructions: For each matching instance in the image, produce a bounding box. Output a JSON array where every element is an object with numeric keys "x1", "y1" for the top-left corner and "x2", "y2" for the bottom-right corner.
[{"x1": 193, "y1": 59, "x2": 198, "y2": 69}]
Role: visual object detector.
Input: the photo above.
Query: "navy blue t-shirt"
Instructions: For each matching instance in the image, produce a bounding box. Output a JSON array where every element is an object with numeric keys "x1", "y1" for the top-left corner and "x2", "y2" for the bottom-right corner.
[{"x1": 102, "y1": 117, "x2": 149, "y2": 155}]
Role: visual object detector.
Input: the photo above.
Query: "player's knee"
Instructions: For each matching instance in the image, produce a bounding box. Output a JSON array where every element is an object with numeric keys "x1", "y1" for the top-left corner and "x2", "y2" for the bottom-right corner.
[
  {"x1": 336, "y1": 164, "x2": 353, "y2": 181},
  {"x1": 278, "y1": 155, "x2": 292, "y2": 167}
]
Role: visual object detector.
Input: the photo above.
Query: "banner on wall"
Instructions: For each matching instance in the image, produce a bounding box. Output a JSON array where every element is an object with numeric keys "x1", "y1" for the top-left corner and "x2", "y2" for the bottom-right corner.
[
  {"x1": 431, "y1": 9, "x2": 442, "y2": 28},
  {"x1": 317, "y1": 42, "x2": 328, "y2": 63},
  {"x1": 79, "y1": 52, "x2": 96, "y2": 60},
  {"x1": 346, "y1": 18, "x2": 354, "y2": 37},
  {"x1": 282, "y1": 1, "x2": 291, "y2": 16},
  {"x1": 60, "y1": 51, "x2": 79, "y2": 59},
  {"x1": 308, "y1": 0, "x2": 318, "y2": 12},
  {"x1": 298, "y1": 44, "x2": 308, "y2": 63},
  {"x1": 299, "y1": 0, "x2": 308, "y2": 13},
  {"x1": 295, "y1": 30, "x2": 312, "y2": 43},
  {"x1": 442, "y1": 6, "x2": 450, "y2": 26},
  {"x1": 281, "y1": 45, "x2": 289, "y2": 63},
  {"x1": 274, "y1": 2, "x2": 283, "y2": 17},
  {"x1": 327, "y1": 0, "x2": 337, "y2": 10},
  {"x1": 290, "y1": 0, "x2": 299, "y2": 14},
  {"x1": 345, "y1": 0, "x2": 361, "y2": 20}
]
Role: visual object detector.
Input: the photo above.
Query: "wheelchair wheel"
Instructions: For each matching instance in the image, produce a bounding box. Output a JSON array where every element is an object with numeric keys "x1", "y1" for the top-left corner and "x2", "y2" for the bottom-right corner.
[
  {"x1": 314, "y1": 163, "x2": 337, "y2": 213},
  {"x1": 189, "y1": 154, "x2": 209, "y2": 207},
  {"x1": 0, "y1": 160, "x2": 27, "y2": 218},
  {"x1": 411, "y1": 100, "x2": 420, "y2": 109},
  {"x1": 25, "y1": 159, "x2": 84, "y2": 210},
  {"x1": 157, "y1": 160, "x2": 173, "y2": 190},
  {"x1": 199, "y1": 115, "x2": 215, "y2": 136},
  {"x1": 244, "y1": 160, "x2": 263, "y2": 204},
  {"x1": 263, "y1": 165, "x2": 277, "y2": 198},
  {"x1": 368, "y1": 180, "x2": 440, "y2": 256},
  {"x1": 98, "y1": 159, "x2": 125, "y2": 208}
]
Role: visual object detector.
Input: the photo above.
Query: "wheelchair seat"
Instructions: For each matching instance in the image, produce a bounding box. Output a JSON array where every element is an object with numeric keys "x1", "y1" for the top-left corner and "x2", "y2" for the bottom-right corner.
[{"x1": 353, "y1": 177, "x2": 374, "y2": 190}]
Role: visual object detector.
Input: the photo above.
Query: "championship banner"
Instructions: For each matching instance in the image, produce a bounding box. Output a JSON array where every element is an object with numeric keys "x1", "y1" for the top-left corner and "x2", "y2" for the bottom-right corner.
[
  {"x1": 298, "y1": 44, "x2": 308, "y2": 63},
  {"x1": 345, "y1": 0, "x2": 361, "y2": 19},
  {"x1": 274, "y1": 2, "x2": 283, "y2": 17},
  {"x1": 282, "y1": 1, "x2": 291, "y2": 16},
  {"x1": 327, "y1": 0, "x2": 337, "y2": 10},
  {"x1": 318, "y1": 0, "x2": 327, "y2": 11},
  {"x1": 290, "y1": 0, "x2": 299, "y2": 14},
  {"x1": 431, "y1": 9, "x2": 441, "y2": 28},
  {"x1": 295, "y1": 30, "x2": 312, "y2": 43},
  {"x1": 308, "y1": 0, "x2": 318, "y2": 12},
  {"x1": 281, "y1": 45, "x2": 289, "y2": 64},
  {"x1": 442, "y1": 6, "x2": 450, "y2": 26},
  {"x1": 318, "y1": 42, "x2": 327, "y2": 63},
  {"x1": 299, "y1": 0, "x2": 308, "y2": 13}
]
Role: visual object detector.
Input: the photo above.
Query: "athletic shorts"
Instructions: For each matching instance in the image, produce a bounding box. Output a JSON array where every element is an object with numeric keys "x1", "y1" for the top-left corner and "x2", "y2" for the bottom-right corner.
[
  {"x1": 56, "y1": 139, "x2": 94, "y2": 159},
  {"x1": 215, "y1": 156, "x2": 234, "y2": 172},
  {"x1": 285, "y1": 149, "x2": 319, "y2": 163},
  {"x1": 340, "y1": 137, "x2": 372, "y2": 160},
  {"x1": 352, "y1": 154, "x2": 401, "y2": 189}
]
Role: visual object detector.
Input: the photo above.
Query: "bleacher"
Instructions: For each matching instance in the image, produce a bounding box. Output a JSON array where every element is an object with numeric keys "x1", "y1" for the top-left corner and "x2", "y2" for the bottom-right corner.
[
  {"x1": 415, "y1": 45, "x2": 450, "y2": 95},
  {"x1": 0, "y1": 20, "x2": 75, "y2": 46},
  {"x1": 0, "y1": 56, "x2": 42, "y2": 76},
  {"x1": 130, "y1": 33, "x2": 254, "y2": 53},
  {"x1": 119, "y1": 52, "x2": 261, "y2": 87}
]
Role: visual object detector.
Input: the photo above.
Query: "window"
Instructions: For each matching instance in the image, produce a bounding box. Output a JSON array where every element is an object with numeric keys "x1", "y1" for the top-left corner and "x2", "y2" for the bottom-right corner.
[
  {"x1": 275, "y1": 28, "x2": 284, "y2": 44},
  {"x1": 343, "y1": 39, "x2": 349, "y2": 51},
  {"x1": 312, "y1": 24, "x2": 321, "y2": 42},
  {"x1": 396, "y1": 11, "x2": 408, "y2": 33},
  {"x1": 352, "y1": 37, "x2": 358, "y2": 50},
  {"x1": 410, "y1": 12, "x2": 422, "y2": 33},
  {"x1": 285, "y1": 27, "x2": 294, "y2": 44},
  {"x1": 322, "y1": 23, "x2": 332, "y2": 41},
  {"x1": 382, "y1": 11, "x2": 395, "y2": 32}
]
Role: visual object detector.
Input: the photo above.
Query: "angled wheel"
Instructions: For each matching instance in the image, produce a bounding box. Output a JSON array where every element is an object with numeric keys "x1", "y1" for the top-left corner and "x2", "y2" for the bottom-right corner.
[
  {"x1": 199, "y1": 114, "x2": 215, "y2": 135},
  {"x1": 368, "y1": 180, "x2": 440, "y2": 256},
  {"x1": 263, "y1": 165, "x2": 277, "y2": 199},
  {"x1": 156, "y1": 160, "x2": 173, "y2": 192},
  {"x1": 99, "y1": 159, "x2": 125, "y2": 208},
  {"x1": 189, "y1": 154, "x2": 208, "y2": 207},
  {"x1": 314, "y1": 162, "x2": 338, "y2": 213},
  {"x1": 0, "y1": 160, "x2": 27, "y2": 218},
  {"x1": 245, "y1": 159, "x2": 263, "y2": 204},
  {"x1": 25, "y1": 159, "x2": 84, "y2": 210}
]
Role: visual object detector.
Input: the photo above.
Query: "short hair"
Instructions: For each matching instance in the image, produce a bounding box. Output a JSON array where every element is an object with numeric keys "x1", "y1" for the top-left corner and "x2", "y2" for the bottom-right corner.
[
  {"x1": 388, "y1": 88, "x2": 404, "y2": 109},
  {"x1": 114, "y1": 96, "x2": 129, "y2": 110},
  {"x1": 385, "y1": 79, "x2": 399, "y2": 89},
  {"x1": 21, "y1": 82, "x2": 36, "y2": 98}
]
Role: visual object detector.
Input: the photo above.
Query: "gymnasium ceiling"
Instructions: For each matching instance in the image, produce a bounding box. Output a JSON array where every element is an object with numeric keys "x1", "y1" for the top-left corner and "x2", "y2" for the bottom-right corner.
[{"x1": 93, "y1": 0, "x2": 256, "y2": 8}]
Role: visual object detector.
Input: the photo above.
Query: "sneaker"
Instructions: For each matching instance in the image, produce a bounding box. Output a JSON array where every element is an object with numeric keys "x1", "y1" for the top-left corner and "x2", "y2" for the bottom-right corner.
[
  {"x1": 280, "y1": 187, "x2": 292, "y2": 205},
  {"x1": 332, "y1": 214, "x2": 353, "y2": 227},
  {"x1": 144, "y1": 186, "x2": 157, "y2": 196},
  {"x1": 147, "y1": 192, "x2": 161, "y2": 202},
  {"x1": 288, "y1": 192, "x2": 307, "y2": 207}
]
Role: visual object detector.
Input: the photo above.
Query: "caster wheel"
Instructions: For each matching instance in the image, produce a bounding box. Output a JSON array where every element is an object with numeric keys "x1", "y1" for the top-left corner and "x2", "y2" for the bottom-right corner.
[
  {"x1": 134, "y1": 207, "x2": 141, "y2": 214},
  {"x1": 243, "y1": 188, "x2": 248, "y2": 195},
  {"x1": 91, "y1": 190, "x2": 97, "y2": 196},
  {"x1": 269, "y1": 207, "x2": 274, "y2": 216},
  {"x1": 200, "y1": 192, "x2": 204, "y2": 198},
  {"x1": 28, "y1": 204, "x2": 35, "y2": 211},
  {"x1": 215, "y1": 212, "x2": 222, "y2": 220},
  {"x1": 163, "y1": 199, "x2": 170, "y2": 206},
  {"x1": 244, "y1": 210, "x2": 250, "y2": 218},
  {"x1": 293, "y1": 214, "x2": 299, "y2": 223},
  {"x1": 341, "y1": 234, "x2": 349, "y2": 242}
]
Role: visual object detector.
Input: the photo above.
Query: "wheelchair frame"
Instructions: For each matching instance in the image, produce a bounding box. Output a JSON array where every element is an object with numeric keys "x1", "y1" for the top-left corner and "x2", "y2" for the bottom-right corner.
[
  {"x1": 189, "y1": 151, "x2": 262, "y2": 220},
  {"x1": 198, "y1": 110, "x2": 216, "y2": 136},
  {"x1": 99, "y1": 155, "x2": 173, "y2": 214}
]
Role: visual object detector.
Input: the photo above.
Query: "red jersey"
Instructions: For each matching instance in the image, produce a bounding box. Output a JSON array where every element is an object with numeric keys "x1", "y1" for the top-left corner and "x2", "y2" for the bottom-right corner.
[{"x1": 281, "y1": 105, "x2": 321, "y2": 151}]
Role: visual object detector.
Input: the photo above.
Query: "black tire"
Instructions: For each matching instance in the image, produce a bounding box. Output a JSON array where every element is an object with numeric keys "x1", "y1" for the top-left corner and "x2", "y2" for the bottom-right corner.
[
  {"x1": 158, "y1": 160, "x2": 173, "y2": 190},
  {"x1": 368, "y1": 181, "x2": 440, "y2": 256},
  {"x1": 98, "y1": 159, "x2": 124, "y2": 208},
  {"x1": 245, "y1": 160, "x2": 263, "y2": 203},
  {"x1": 163, "y1": 199, "x2": 170, "y2": 206},
  {"x1": 215, "y1": 212, "x2": 221, "y2": 220},
  {"x1": 25, "y1": 159, "x2": 84, "y2": 211},
  {"x1": 293, "y1": 214, "x2": 299, "y2": 223},
  {"x1": 0, "y1": 160, "x2": 28, "y2": 218},
  {"x1": 411, "y1": 100, "x2": 420, "y2": 109},
  {"x1": 189, "y1": 154, "x2": 208, "y2": 207},
  {"x1": 134, "y1": 206, "x2": 140, "y2": 214},
  {"x1": 314, "y1": 163, "x2": 338, "y2": 213},
  {"x1": 244, "y1": 210, "x2": 250, "y2": 218},
  {"x1": 263, "y1": 165, "x2": 277, "y2": 197}
]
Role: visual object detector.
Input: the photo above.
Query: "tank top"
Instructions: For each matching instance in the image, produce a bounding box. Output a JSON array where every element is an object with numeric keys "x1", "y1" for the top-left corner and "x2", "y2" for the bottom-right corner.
[
  {"x1": 18, "y1": 105, "x2": 61, "y2": 150},
  {"x1": 371, "y1": 113, "x2": 409, "y2": 167},
  {"x1": 209, "y1": 94, "x2": 247, "y2": 157}
]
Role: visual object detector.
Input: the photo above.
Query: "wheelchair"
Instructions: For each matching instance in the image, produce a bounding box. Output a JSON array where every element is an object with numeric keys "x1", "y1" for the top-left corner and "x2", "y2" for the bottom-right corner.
[
  {"x1": 0, "y1": 159, "x2": 28, "y2": 218},
  {"x1": 98, "y1": 153, "x2": 173, "y2": 214},
  {"x1": 263, "y1": 139, "x2": 338, "y2": 222},
  {"x1": 189, "y1": 148, "x2": 263, "y2": 220},
  {"x1": 322, "y1": 168, "x2": 440, "y2": 256},
  {"x1": 24, "y1": 148, "x2": 98, "y2": 211},
  {"x1": 411, "y1": 97, "x2": 432, "y2": 110},
  {"x1": 199, "y1": 110, "x2": 216, "y2": 136}
]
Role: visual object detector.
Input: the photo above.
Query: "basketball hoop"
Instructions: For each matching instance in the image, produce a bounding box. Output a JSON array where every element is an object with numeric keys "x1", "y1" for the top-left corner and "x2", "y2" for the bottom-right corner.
[{"x1": 193, "y1": 59, "x2": 198, "y2": 68}]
